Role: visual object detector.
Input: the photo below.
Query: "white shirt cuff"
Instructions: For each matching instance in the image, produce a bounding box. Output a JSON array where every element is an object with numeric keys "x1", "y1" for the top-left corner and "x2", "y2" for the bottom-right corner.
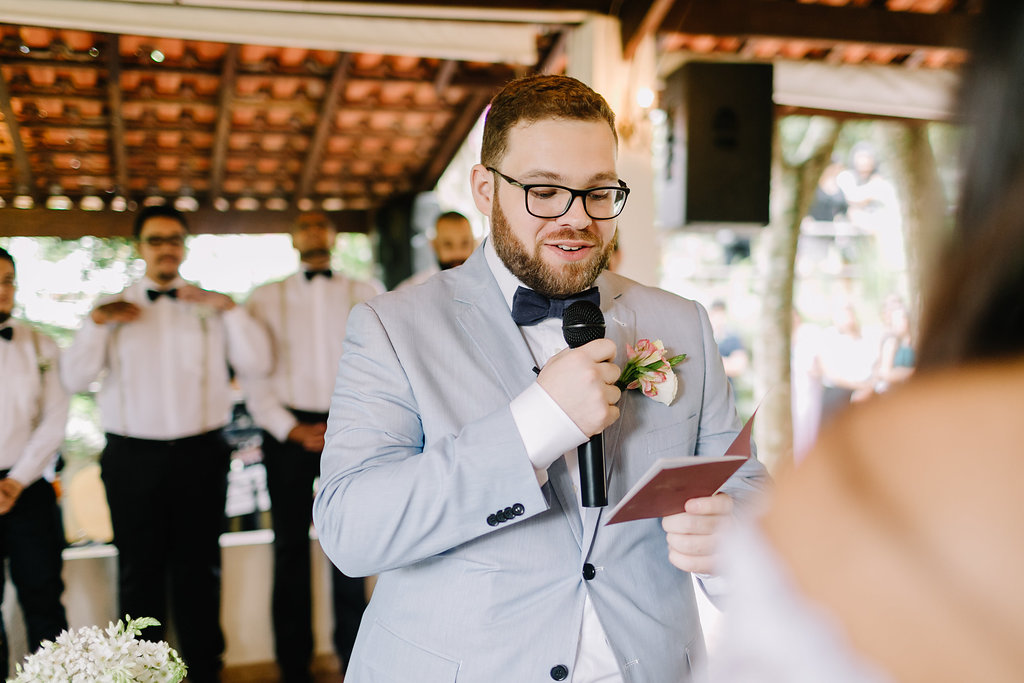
[{"x1": 510, "y1": 383, "x2": 587, "y2": 475}]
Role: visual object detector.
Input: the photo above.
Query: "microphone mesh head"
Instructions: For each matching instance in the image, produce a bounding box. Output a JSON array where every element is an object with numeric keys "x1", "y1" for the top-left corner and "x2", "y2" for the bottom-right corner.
[{"x1": 562, "y1": 300, "x2": 605, "y2": 348}]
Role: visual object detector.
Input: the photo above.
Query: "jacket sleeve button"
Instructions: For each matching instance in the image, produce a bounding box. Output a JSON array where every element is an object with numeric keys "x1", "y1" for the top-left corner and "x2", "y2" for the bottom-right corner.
[
  {"x1": 512, "y1": 503, "x2": 525, "y2": 515},
  {"x1": 550, "y1": 664, "x2": 569, "y2": 680},
  {"x1": 487, "y1": 514, "x2": 499, "y2": 526}
]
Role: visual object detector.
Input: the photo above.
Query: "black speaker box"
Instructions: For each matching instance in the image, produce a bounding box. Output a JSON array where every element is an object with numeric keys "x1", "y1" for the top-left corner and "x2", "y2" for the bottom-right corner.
[{"x1": 659, "y1": 62, "x2": 773, "y2": 226}]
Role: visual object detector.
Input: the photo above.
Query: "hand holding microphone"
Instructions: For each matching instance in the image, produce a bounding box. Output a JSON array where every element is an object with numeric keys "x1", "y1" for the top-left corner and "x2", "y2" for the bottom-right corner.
[{"x1": 536, "y1": 300, "x2": 620, "y2": 507}]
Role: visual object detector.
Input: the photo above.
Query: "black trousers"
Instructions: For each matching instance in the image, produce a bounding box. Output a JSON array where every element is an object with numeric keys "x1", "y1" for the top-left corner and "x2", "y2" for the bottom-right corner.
[
  {"x1": 262, "y1": 415, "x2": 366, "y2": 682},
  {"x1": 101, "y1": 431, "x2": 230, "y2": 683},
  {"x1": 0, "y1": 476, "x2": 67, "y2": 678}
]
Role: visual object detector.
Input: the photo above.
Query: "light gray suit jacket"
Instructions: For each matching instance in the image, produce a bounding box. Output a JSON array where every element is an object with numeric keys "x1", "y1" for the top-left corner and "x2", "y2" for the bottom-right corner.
[{"x1": 313, "y1": 246, "x2": 769, "y2": 683}]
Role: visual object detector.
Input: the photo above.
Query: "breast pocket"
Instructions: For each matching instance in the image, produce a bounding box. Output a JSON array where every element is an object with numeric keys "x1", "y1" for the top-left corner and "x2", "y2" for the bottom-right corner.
[{"x1": 645, "y1": 412, "x2": 699, "y2": 459}]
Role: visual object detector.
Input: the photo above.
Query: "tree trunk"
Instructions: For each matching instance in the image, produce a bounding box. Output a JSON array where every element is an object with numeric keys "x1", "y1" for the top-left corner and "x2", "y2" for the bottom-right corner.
[
  {"x1": 754, "y1": 116, "x2": 840, "y2": 474},
  {"x1": 883, "y1": 122, "x2": 947, "y2": 314}
]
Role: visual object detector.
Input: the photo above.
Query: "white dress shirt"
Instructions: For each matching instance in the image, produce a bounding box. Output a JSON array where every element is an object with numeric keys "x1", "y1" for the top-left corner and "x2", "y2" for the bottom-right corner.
[
  {"x1": 241, "y1": 269, "x2": 383, "y2": 441},
  {"x1": 61, "y1": 277, "x2": 271, "y2": 441},
  {"x1": 0, "y1": 321, "x2": 69, "y2": 484},
  {"x1": 484, "y1": 238, "x2": 624, "y2": 683}
]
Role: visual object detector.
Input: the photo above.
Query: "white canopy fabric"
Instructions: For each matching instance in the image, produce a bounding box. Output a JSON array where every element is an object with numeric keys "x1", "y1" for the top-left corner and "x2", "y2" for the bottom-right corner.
[
  {"x1": 774, "y1": 60, "x2": 960, "y2": 121},
  {"x1": 0, "y1": 0, "x2": 591, "y2": 64}
]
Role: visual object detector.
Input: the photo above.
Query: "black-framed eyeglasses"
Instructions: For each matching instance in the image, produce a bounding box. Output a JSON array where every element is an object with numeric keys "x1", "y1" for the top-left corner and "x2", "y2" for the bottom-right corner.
[
  {"x1": 486, "y1": 167, "x2": 630, "y2": 220},
  {"x1": 140, "y1": 234, "x2": 185, "y2": 248}
]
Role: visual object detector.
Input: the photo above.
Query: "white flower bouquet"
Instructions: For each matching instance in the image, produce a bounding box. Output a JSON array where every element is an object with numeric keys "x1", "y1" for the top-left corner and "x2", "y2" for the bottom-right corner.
[{"x1": 9, "y1": 616, "x2": 187, "y2": 683}]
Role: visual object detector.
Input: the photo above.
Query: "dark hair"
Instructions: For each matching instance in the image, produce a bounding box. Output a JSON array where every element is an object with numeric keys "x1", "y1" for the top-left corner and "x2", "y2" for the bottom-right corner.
[
  {"x1": 436, "y1": 211, "x2": 468, "y2": 224},
  {"x1": 480, "y1": 74, "x2": 617, "y2": 168},
  {"x1": 916, "y1": 1, "x2": 1024, "y2": 369},
  {"x1": 132, "y1": 204, "x2": 189, "y2": 239},
  {"x1": 0, "y1": 247, "x2": 13, "y2": 270}
]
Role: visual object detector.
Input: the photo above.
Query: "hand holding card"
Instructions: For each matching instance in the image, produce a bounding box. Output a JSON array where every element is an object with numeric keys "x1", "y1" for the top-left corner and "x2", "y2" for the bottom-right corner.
[{"x1": 604, "y1": 409, "x2": 757, "y2": 525}]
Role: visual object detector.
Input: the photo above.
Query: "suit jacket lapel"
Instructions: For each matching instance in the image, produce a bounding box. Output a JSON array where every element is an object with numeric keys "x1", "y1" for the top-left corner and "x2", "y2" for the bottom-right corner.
[
  {"x1": 582, "y1": 275, "x2": 636, "y2": 551},
  {"x1": 452, "y1": 251, "x2": 584, "y2": 545},
  {"x1": 453, "y1": 252, "x2": 536, "y2": 401}
]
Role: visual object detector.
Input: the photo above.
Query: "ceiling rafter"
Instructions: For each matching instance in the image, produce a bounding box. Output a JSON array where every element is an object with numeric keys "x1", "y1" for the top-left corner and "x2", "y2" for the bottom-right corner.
[
  {"x1": 0, "y1": 63, "x2": 34, "y2": 196},
  {"x1": 208, "y1": 43, "x2": 239, "y2": 206},
  {"x1": 433, "y1": 59, "x2": 458, "y2": 95},
  {"x1": 619, "y1": 0, "x2": 675, "y2": 60},
  {"x1": 416, "y1": 87, "x2": 491, "y2": 193},
  {"x1": 296, "y1": 52, "x2": 351, "y2": 202},
  {"x1": 104, "y1": 33, "x2": 128, "y2": 197}
]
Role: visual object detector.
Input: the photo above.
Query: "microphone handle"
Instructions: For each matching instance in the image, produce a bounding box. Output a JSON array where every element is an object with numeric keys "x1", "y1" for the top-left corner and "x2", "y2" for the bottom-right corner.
[{"x1": 578, "y1": 433, "x2": 607, "y2": 508}]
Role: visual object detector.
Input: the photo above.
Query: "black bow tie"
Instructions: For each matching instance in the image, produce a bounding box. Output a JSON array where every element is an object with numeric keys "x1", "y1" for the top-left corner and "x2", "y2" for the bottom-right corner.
[
  {"x1": 511, "y1": 286, "x2": 600, "y2": 326},
  {"x1": 147, "y1": 288, "x2": 178, "y2": 302},
  {"x1": 305, "y1": 269, "x2": 333, "y2": 281},
  {"x1": 0, "y1": 327, "x2": 12, "y2": 342}
]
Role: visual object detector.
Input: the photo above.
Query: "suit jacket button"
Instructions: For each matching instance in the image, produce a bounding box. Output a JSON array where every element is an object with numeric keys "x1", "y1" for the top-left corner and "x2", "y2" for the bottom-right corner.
[
  {"x1": 487, "y1": 514, "x2": 499, "y2": 526},
  {"x1": 550, "y1": 664, "x2": 569, "y2": 680},
  {"x1": 582, "y1": 563, "x2": 596, "y2": 580},
  {"x1": 503, "y1": 506, "x2": 514, "y2": 519},
  {"x1": 512, "y1": 503, "x2": 525, "y2": 515},
  {"x1": 495, "y1": 510, "x2": 507, "y2": 522}
]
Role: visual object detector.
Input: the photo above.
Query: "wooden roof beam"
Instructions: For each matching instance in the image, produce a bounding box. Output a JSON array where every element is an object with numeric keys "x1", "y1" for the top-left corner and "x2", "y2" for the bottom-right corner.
[
  {"x1": 661, "y1": 0, "x2": 975, "y2": 51},
  {"x1": 208, "y1": 43, "x2": 239, "y2": 207},
  {"x1": 104, "y1": 34, "x2": 129, "y2": 197},
  {"x1": 0, "y1": 206, "x2": 372, "y2": 238},
  {"x1": 619, "y1": 0, "x2": 675, "y2": 60},
  {"x1": 297, "y1": 53, "x2": 351, "y2": 202},
  {"x1": 416, "y1": 88, "x2": 491, "y2": 193},
  {"x1": 537, "y1": 29, "x2": 569, "y2": 74},
  {"x1": 0, "y1": 64, "x2": 35, "y2": 198},
  {"x1": 434, "y1": 59, "x2": 458, "y2": 96}
]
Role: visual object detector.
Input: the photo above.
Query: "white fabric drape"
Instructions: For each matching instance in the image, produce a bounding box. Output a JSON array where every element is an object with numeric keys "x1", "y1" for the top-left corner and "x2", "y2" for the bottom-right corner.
[{"x1": 0, "y1": 0, "x2": 573, "y2": 64}]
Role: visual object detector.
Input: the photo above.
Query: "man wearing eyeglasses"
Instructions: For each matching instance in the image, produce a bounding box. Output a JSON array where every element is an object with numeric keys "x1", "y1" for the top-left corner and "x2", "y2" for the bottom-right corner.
[
  {"x1": 61, "y1": 205, "x2": 270, "y2": 683},
  {"x1": 313, "y1": 74, "x2": 768, "y2": 683}
]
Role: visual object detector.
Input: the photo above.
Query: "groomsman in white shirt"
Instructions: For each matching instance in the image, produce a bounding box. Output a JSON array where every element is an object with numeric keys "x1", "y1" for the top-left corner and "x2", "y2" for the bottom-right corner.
[
  {"x1": 61, "y1": 206, "x2": 270, "y2": 683},
  {"x1": 241, "y1": 211, "x2": 382, "y2": 682},
  {"x1": 0, "y1": 247, "x2": 69, "y2": 678}
]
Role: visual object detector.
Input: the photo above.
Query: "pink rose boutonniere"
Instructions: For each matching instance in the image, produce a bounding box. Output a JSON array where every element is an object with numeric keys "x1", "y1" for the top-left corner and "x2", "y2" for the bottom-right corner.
[{"x1": 616, "y1": 339, "x2": 686, "y2": 406}]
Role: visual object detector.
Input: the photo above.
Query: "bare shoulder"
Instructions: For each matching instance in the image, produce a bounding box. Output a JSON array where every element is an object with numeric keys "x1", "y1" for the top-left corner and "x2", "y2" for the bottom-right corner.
[{"x1": 762, "y1": 357, "x2": 1024, "y2": 681}]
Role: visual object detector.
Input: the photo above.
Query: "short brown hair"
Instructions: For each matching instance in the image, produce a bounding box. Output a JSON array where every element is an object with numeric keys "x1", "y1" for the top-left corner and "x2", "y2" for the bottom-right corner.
[{"x1": 480, "y1": 74, "x2": 617, "y2": 168}]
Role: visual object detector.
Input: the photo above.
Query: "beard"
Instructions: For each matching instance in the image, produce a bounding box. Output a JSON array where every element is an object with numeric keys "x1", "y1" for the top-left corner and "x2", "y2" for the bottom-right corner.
[
  {"x1": 300, "y1": 247, "x2": 331, "y2": 262},
  {"x1": 438, "y1": 258, "x2": 466, "y2": 271},
  {"x1": 490, "y1": 191, "x2": 614, "y2": 298}
]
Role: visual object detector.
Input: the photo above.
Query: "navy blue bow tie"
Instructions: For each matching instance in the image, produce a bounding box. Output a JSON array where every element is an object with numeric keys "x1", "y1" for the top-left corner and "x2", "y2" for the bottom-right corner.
[
  {"x1": 511, "y1": 286, "x2": 600, "y2": 326},
  {"x1": 305, "y1": 269, "x2": 333, "y2": 281},
  {"x1": 147, "y1": 288, "x2": 178, "y2": 302},
  {"x1": 0, "y1": 326, "x2": 12, "y2": 342}
]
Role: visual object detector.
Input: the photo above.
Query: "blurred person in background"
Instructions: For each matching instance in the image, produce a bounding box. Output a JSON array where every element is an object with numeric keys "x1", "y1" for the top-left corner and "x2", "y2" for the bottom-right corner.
[
  {"x1": 61, "y1": 205, "x2": 270, "y2": 683},
  {"x1": 241, "y1": 211, "x2": 382, "y2": 682},
  {"x1": 396, "y1": 210, "x2": 476, "y2": 290},
  {"x1": 872, "y1": 295, "x2": 915, "y2": 392},
  {"x1": 708, "y1": 299, "x2": 749, "y2": 387},
  {"x1": 0, "y1": 247, "x2": 68, "y2": 678}
]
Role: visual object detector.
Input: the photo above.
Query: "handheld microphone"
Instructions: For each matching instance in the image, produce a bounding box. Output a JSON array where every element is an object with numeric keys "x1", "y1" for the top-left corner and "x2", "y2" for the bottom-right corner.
[{"x1": 562, "y1": 299, "x2": 607, "y2": 508}]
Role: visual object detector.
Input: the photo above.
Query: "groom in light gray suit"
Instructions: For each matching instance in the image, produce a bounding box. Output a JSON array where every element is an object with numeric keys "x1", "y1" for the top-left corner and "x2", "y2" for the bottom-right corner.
[{"x1": 313, "y1": 74, "x2": 769, "y2": 683}]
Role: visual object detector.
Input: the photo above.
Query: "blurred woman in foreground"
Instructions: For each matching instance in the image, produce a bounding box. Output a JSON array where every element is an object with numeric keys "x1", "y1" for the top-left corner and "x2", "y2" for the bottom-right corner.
[{"x1": 698, "y1": 2, "x2": 1024, "y2": 680}]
